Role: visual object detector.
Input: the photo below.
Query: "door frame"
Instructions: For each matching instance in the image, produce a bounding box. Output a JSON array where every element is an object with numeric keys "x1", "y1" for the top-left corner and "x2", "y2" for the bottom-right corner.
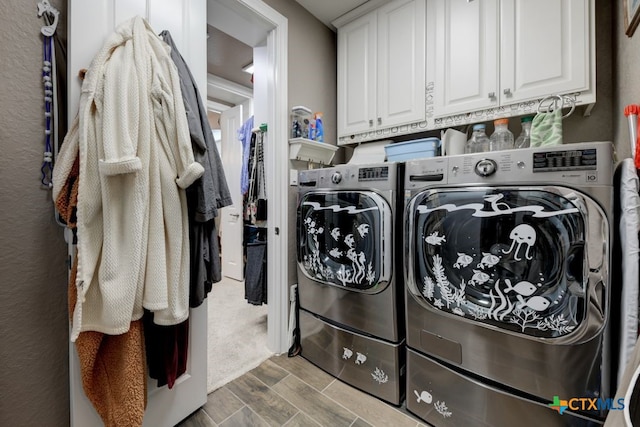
[{"x1": 209, "y1": 0, "x2": 289, "y2": 354}]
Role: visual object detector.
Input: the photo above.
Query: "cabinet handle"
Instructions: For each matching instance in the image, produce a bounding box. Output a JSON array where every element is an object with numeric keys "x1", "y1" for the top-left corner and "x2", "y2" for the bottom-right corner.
[
  {"x1": 369, "y1": 119, "x2": 373, "y2": 127},
  {"x1": 488, "y1": 92, "x2": 495, "y2": 99},
  {"x1": 503, "y1": 88, "x2": 512, "y2": 96},
  {"x1": 377, "y1": 117, "x2": 382, "y2": 125}
]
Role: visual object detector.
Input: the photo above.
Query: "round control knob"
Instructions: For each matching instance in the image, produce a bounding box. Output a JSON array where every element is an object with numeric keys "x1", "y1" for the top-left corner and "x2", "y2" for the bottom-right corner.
[
  {"x1": 474, "y1": 159, "x2": 498, "y2": 177},
  {"x1": 331, "y1": 172, "x2": 342, "y2": 184}
]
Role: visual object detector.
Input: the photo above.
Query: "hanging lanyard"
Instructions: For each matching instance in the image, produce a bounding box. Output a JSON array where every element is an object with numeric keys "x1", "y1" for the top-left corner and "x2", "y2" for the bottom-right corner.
[{"x1": 37, "y1": 0, "x2": 59, "y2": 189}]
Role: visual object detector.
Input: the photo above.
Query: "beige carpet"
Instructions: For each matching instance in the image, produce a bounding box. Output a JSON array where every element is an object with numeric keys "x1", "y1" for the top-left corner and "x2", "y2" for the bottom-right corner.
[{"x1": 207, "y1": 276, "x2": 273, "y2": 393}]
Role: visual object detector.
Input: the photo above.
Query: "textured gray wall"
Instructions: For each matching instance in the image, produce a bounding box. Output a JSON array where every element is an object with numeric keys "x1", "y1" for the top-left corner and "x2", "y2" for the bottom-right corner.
[
  {"x1": 261, "y1": 0, "x2": 338, "y2": 286},
  {"x1": 615, "y1": 0, "x2": 640, "y2": 159},
  {"x1": 563, "y1": 0, "x2": 613, "y2": 145},
  {"x1": 0, "y1": 1, "x2": 70, "y2": 426}
]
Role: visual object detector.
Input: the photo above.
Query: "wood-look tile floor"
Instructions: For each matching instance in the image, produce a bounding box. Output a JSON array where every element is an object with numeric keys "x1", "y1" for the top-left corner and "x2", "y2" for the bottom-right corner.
[{"x1": 178, "y1": 354, "x2": 428, "y2": 427}]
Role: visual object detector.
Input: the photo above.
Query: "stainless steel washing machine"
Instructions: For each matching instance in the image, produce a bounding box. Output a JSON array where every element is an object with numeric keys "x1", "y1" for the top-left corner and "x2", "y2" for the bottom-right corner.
[
  {"x1": 297, "y1": 162, "x2": 405, "y2": 405},
  {"x1": 403, "y1": 142, "x2": 615, "y2": 426}
]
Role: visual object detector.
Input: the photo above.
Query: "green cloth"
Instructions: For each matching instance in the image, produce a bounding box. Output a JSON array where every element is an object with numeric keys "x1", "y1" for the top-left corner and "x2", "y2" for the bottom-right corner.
[{"x1": 530, "y1": 109, "x2": 563, "y2": 147}]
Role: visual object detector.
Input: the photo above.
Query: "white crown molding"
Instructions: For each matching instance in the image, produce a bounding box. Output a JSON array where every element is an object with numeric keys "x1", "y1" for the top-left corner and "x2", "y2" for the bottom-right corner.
[
  {"x1": 331, "y1": 0, "x2": 391, "y2": 29},
  {"x1": 207, "y1": 73, "x2": 253, "y2": 101},
  {"x1": 206, "y1": 99, "x2": 231, "y2": 112}
]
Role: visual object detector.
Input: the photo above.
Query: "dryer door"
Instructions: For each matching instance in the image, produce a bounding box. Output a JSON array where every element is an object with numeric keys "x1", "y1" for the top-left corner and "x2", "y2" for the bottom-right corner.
[
  {"x1": 406, "y1": 186, "x2": 609, "y2": 342},
  {"x1": 298, "y1": 190, "x2": 392, "y2": 293}
]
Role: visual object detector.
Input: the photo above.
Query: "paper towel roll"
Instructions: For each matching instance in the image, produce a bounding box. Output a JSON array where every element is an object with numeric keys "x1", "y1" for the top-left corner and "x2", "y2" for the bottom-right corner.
[{"x1": 347, "y1": 140, "x2": 392, "y2": 164}]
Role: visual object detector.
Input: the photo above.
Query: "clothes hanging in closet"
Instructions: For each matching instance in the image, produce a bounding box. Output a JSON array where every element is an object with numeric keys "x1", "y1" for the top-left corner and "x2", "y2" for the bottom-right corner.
[
  {"x1": 245, "y1": 130, "x2": 267, "y2": 224},
  {"x1": 243, "y1": 129, "x2": 268, "y2": 305},
  {"x1": 245, "y1": 240, "x2": 267, "y2": 305},
  {"x1": 239, "y1": 115, "x2": 254, "y2": 195}
]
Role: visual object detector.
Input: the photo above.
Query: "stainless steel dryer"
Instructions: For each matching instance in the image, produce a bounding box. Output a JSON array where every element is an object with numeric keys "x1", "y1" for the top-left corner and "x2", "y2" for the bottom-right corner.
[
  {"x1": 403, "y1": 142, "x2": 614, "y2": 426},
  {"x1": 297, "y1": 162, "x2": 405, "y2": 405}
]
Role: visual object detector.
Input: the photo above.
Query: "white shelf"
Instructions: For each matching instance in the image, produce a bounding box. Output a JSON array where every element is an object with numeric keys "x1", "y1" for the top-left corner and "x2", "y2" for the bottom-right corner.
[{"x1": 289, "y1": 138, "x2": 339, "y2": 165}]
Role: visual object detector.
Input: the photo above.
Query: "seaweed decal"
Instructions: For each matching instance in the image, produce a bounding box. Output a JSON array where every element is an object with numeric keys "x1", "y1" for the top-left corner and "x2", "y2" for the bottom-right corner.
[
  {"x1": 372, "y1": 367, "x2": 389, "y2": 384},
  {"x1": 434, "y1": 401, "x2": 453, "y2": 418}
]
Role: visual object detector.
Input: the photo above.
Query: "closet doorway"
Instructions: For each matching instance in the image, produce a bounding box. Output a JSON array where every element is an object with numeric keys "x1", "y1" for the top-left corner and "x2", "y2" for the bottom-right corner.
[{"x1": 206, "y1": 0, "x2": 290, "y2": 373}]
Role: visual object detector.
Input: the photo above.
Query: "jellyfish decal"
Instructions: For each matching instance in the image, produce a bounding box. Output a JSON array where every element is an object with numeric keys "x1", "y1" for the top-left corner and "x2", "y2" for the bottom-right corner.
[{"x1": 502, "y1": 224, "x2": 536, "y2": 261}]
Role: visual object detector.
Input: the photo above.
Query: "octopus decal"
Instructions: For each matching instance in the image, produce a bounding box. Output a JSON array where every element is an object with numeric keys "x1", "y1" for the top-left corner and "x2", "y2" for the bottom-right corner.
[{"x1": 502, "y1": 224, "x2": 536, "y2": 261}]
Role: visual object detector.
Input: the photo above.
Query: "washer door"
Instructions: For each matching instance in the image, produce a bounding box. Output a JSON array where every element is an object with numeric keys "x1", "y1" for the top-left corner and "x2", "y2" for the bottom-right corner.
[
  {"x1": 298, "y1": 190, "x2": 392, "y2": 294},
  {"x1": 406, "y1": 187, "x2": 608, "y2": 341}
]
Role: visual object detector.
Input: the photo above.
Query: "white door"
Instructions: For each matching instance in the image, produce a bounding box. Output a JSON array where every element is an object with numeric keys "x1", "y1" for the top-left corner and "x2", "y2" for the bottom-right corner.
[
  {"x1": 428, "y1": 0, "x2": 498, "y2": 117},
  {"x1": 220, "y1": 104, "x2": 245, "y2": 280},
  {"x1": 337, "y1": 11, "x2": 377, "y2": 137},
  {"x1": 377, "y1": 0, "x2": 426, "y2": 128},
  {"x1": 67, "y1": 1, "x2": 208, "y2": 426},
  {"x1": 500, "y1": 0, "x2": 589, "y2": 104}
]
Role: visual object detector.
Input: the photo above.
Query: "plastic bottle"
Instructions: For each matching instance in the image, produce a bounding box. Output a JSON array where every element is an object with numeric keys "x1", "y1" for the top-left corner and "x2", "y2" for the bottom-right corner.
[
  {"x1": 489, "y1": 118, "x2": 514, "y2": 152},
  {"x1": 514, "y1": 116, "x2": 534, "y2": 149},
  {"x1": 314, "y1": 112, "x2": 324, "y2": 142},
  {"x1": 465, "y1": 124, "x2": 490, "y2": 153},
  {"x1": 308, "y1": 121, "x2": 316, "y2": 141}
]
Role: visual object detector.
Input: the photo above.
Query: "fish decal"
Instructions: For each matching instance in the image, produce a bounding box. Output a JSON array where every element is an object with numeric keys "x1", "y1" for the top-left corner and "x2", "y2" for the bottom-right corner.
[
  {"x1": 477, "y1": 252, "x2": 500, "y2": 269},
  {"x1": 356, "y1": 224, "x2": 370, "y2": 238},
  {"x1": 330, "y1": 228, "x2": 341, "y2": 241},
  {"x1": 453, "y1": 253, "x2": 473, "y2": 269},
  {"x1": 342, "y1": 348, "x2": 353, "y2": 360},
  {"x1": 329, "y1": 248, "x2": 343, "y2": 258},
  {"x1": 504, "y1": 280, "x2": 537, "y2": 297},
  {"x1": 344, "y1": 234, "x2": 355, "y2": 248},
  {"x1": 414, "y1": 390, "x2": 433, "y2": 404},
  {"x1": 521, "y1": 296, "x2": 550, "y2": 311},
  {"x1": 425, "y1": 232, "x2": 446, "y2": 246},
  {"x1": 469, "y1": 269, "x2": 490, "y2": 286},
  {"x1": 355, "y1": 352, "x2": 367, "y2": 365}
]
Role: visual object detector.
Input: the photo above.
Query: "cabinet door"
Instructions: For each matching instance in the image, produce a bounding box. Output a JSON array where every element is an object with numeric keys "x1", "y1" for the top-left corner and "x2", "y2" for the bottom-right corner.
[
  {"x1": 377, "y1": 0, "x2": 426, "y2": 128},
  {"x1": 338, "y1": 12, "x2": 377, "y2": 137},
  {"x1": 500, "y1": 0, "x2": 589, "y2": 104},
  {"x1": 428, "y1": 0, "x2": 499, "y2": 118},
  {"x1": 68, "y1": 2, "x2": 208, "y2": 426}
]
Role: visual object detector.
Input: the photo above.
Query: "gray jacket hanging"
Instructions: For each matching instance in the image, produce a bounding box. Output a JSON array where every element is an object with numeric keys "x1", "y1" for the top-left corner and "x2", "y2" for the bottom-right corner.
[{"x1": 160, "y1": 30, "x2": 232, "y2": 307}]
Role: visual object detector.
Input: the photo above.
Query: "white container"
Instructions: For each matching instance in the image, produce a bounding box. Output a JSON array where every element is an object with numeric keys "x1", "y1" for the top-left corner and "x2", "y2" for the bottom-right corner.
[
  {"x1": 289, "y1": 138, "x2": 338, "y2": 165},
  {"x1": 291, "y1": 106, "x2": 312, "y2": 139},
  {"x1": 385, "y1": 138, "x2": 440, "y2": 162}
]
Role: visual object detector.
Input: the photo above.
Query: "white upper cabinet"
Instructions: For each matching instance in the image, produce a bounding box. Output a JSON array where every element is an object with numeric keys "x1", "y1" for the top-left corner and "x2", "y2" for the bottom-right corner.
[
  {"x1": 500, "y1": 0, "x2": 589, "y2": 104},
  {"x1": 429, "y1": 0, "x2": 592, "y2": 118},
  {"x1": 338, "y1": 0, "x2": 426, "y2": 140},
  {"x1": 428, "y1": 0, "x2": 499, "y2": 117},
  {"x1": 338, "y1": 11, "x2": 378, "y2": 137}
]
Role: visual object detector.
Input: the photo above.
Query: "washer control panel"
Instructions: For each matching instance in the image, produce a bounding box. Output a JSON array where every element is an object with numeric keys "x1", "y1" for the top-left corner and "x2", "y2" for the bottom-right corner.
[
  {"x1": 404, "y1": 142, "x2": 613, "y2": 187},
  {"x1": 532, "y1": 147, "x2": 597, "y2": 171}
]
